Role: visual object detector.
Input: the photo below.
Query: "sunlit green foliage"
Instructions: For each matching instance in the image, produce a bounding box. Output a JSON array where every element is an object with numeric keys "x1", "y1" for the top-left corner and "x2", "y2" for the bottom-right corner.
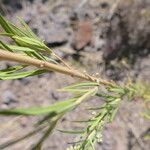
[
  {"x1": 0, "y1": 15, "x2": 149, "y2": 150},
  {"x1": 0, "y1": 14, "x2": 57, "y2": 80}
]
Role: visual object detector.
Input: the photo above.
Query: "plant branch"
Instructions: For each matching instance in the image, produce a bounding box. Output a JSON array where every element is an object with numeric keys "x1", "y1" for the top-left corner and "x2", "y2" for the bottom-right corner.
[
  {"x1": 0, "y1": 49, "x2": 116, "y2": 87},
  {"x1": 0, "y1": 49, "x2": 104, "y2": 83}
]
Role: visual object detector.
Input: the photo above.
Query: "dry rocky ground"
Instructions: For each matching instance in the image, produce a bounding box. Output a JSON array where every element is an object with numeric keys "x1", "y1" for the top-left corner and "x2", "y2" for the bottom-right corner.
[{"x1": 0, "y1": 0, "x2": 150, "y2": 150}]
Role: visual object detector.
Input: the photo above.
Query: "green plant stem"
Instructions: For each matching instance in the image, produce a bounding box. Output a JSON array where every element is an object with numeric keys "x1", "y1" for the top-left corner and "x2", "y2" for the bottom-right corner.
[{"x1": 0, "y1": 49, "x2": 113, "y2": 86}]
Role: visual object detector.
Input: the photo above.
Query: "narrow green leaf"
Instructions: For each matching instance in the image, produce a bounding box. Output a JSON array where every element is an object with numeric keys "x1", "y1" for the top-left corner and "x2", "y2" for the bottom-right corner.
[
  {"x1": 108, "y1": 87, "x2": 125, "y2": 94},
  {"x1": 58, "y1": 129, "x2": 85, "y2": 134},
  {"x1": 17, "y1": 17, "x2": 40, "y2": 40},
  {"x1": 72, "y1": 120, "x2": 92, "y2": 123},
  {"x1": 0, "y1": 98, "x2": 76, "y2": 116},
  {"x1": 31, "y1": 116, "x2": 60, "y2": 150},
  {"x1": 0, "y1": 32, "x2": 14, "y2": 37},
  {"x1": 7, "y1": 45, "x2": 35, "y2": 52},
  {"x1": 36, "y1": 113, "x2": 56, "y2": 126},
  {"x1": 0, "y1": 41, "x2": 13, "y2": 52},
  {"x1": 12, "y1": 36, "x2": 49, "y2": 51},
  {"x1": 75, "y1": 87, "x2": 98, "y2": 105},
  {"x1": 62, "y1": 82, "x2": 99, "y2": 90},
  {"x1": 0, "y1": 14, "x2": 14, "y2": 34},
  {"x1": 109, "y1": 107, "x2": 119, "y2": 122},
  {"x1": 0, "y1": 14, "x2": 28, "y2": 37},
  {"x1": 7, "y1": 22, "x2": 28, "y2": 37},
  {"x1": 89, "y1": 138, "x2": 96, "y2": 150},
  {"x1": 0, "y1": 69, "x2": 47, "y2": 80},
  {"x1": 0, "y1": 65, "x2": 26, "y2": 75}
]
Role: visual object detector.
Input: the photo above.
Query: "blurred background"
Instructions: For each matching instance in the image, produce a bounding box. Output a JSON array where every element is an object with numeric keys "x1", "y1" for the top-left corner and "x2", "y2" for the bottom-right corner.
[{"x1": 0, "y1": 0, "x2": 150, "y2": 149}]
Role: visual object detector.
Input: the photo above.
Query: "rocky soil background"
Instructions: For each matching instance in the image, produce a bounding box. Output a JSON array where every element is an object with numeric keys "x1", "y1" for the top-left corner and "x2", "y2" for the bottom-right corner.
[{"x1": 0, "y1": 0, "x2": 150, "y2": 150}]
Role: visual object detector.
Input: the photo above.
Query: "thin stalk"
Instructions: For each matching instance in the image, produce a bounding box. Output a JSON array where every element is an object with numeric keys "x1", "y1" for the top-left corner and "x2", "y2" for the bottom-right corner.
[
  {"x1": 52, "y1": 52, "x2": 72, "y2": 69},
  {"x1": 0, "y1": 49, "x2": 113, "y2": 86}
]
